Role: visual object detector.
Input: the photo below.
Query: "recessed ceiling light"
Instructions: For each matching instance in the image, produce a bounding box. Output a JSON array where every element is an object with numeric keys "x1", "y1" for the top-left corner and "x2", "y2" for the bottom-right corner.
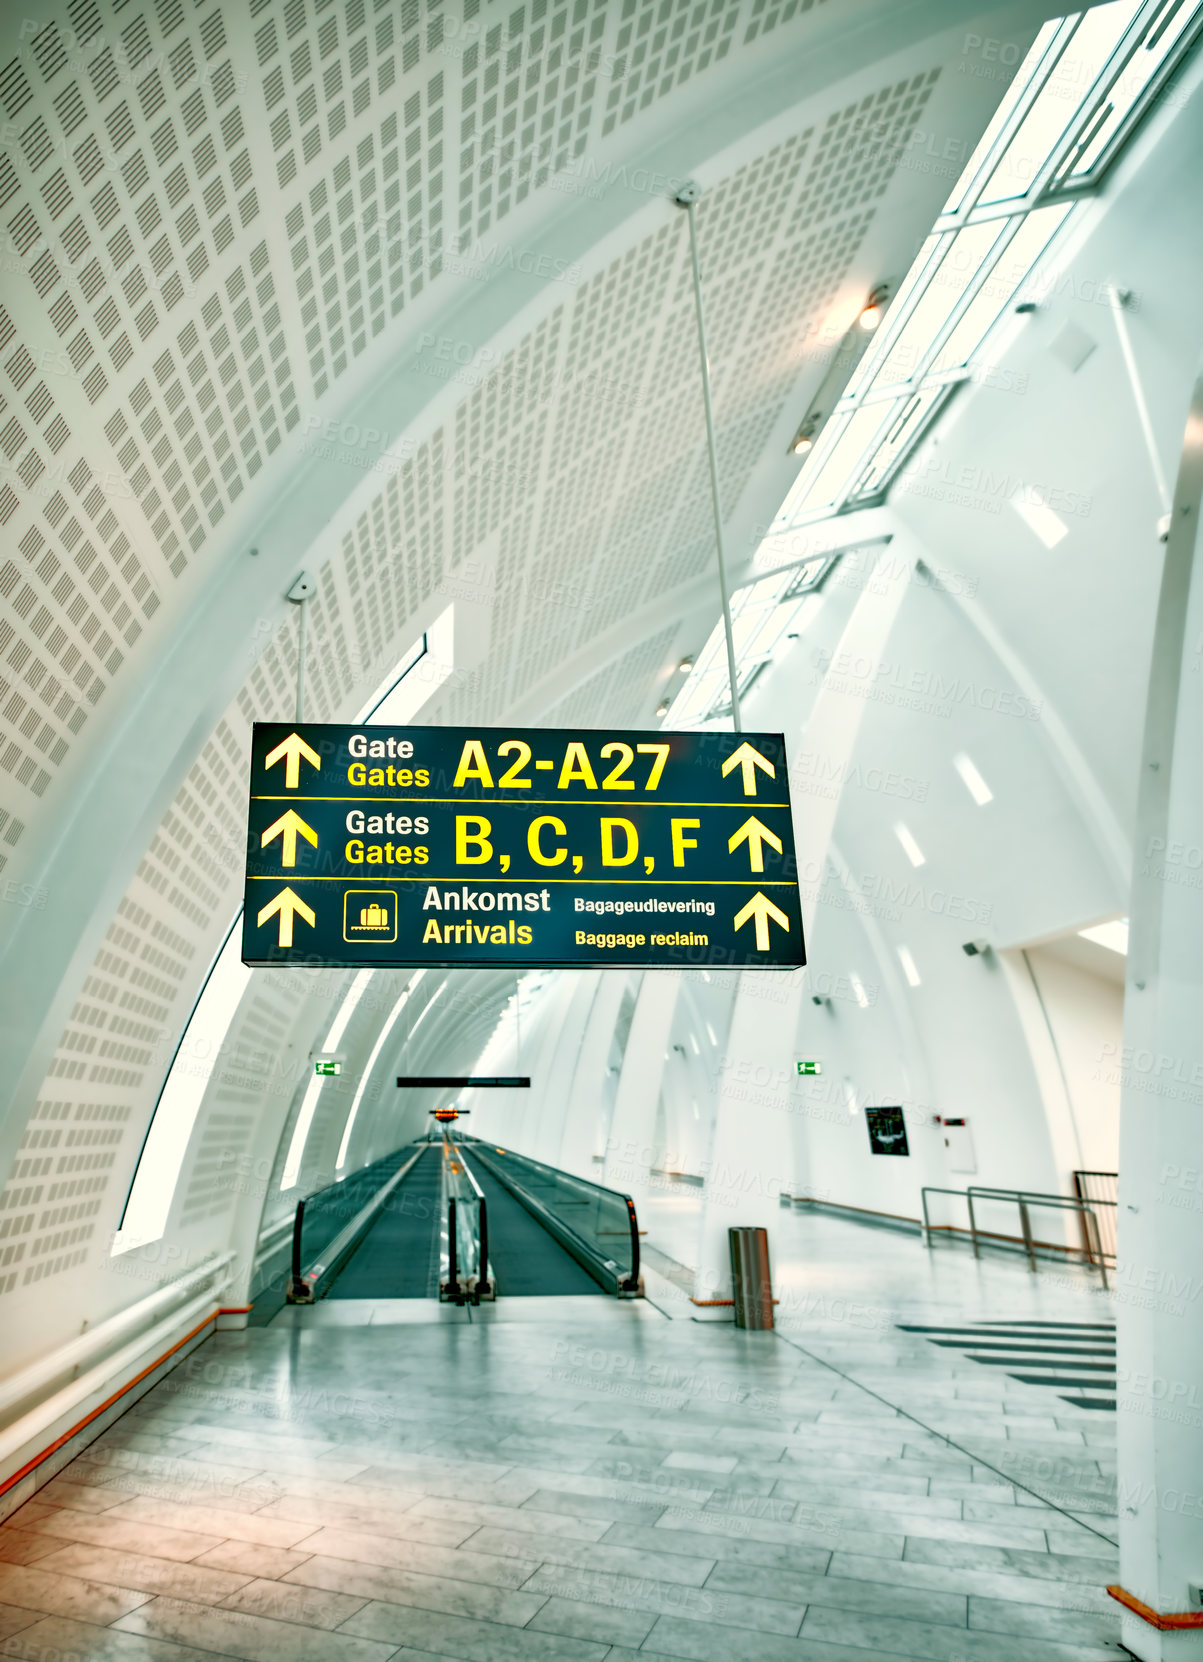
[
  {"x1": 953, "y1": 753, "x2": 993, "y2": 806},
  {"x1": 678, "y1": 656, "x2": 693, "y2": 672},
  {"x1": 858, "y1": 285, "x2": 888, "y2": 331},
  {"x1": 894, "y1": 822, "x2": 926, "y2": 867},
  {"x1": 792, "y1": 434, "x2": 813, "y2": 455},
  {"x1": 655, "y1": 701, "x2": 669, "y2": 717}
]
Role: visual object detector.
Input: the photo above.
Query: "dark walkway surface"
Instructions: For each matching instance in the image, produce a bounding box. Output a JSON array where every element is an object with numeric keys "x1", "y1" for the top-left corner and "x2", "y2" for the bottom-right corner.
[
  {"x1": 327, "y1": 1143, "x2": 442, "y2": 1298},
  {"x1": 466, "y1": 1153, "x2": 601, "y2": 1296}
]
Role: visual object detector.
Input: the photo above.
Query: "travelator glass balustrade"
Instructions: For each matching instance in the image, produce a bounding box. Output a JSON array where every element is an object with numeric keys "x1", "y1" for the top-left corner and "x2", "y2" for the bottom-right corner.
[
  {"x1": 277, "y1": 1133, "x2": 641, "y2": 1304},
  {"x1": 462, "y1": 1139, "x2": 641, "y2": 1297}
]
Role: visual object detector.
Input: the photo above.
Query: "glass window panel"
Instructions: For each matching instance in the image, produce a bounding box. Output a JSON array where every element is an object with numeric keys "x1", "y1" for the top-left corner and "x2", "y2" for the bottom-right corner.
[
  {"x1": 849, "y1": 387, "x2": 945, "y2": 499},
  {"x1": 845, "y1": 237, "x2": 940, "y2": 397},
  {"x1": 979, "y1": 2, "x2": 1141, "y2": 204},
  {"x1": 931, "y1": 204, "x2": 1071, "y2": 372},
  {"x1": 792, "y1": 402, "x2": 894, "y2": 514},
  {"x1": 1063, "y1": 0, "x2": 1201, "y2": 178},
  {"x1": 870, "y1": 220, "x2": 1005, "y2": 388},
  {"x1": 941, "y1": 18, "x2": 1063, "y2": 215}
]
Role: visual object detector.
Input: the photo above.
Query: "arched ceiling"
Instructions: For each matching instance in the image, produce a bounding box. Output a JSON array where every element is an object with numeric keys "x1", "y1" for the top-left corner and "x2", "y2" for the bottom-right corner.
[{"x1": 0, "y1": 0, "x2": 1058, "y2": 1330}]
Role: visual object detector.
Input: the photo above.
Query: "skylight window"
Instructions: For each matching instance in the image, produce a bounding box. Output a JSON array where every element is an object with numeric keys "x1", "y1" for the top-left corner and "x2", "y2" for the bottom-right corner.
[
  {"x1": 765, "y1": 0, "x2": 1200, "y2": 536},
  {"x1": 1079, "y1": 917, "x2": 1130, "y2": 953}
]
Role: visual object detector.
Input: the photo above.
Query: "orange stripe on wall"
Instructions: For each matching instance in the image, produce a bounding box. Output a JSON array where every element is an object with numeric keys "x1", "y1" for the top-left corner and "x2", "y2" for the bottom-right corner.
[
  {"x1": 1107, "y1": 1585, "x2": 1203, "y2": 1629},
  {"x1": 0, "y1": 1308, "x2": 219, "y2": 1500}
]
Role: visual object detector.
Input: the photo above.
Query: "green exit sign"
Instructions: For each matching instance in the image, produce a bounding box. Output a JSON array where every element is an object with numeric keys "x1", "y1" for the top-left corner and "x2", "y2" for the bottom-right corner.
[
  {"x1": 796, "y1": 1061, "x2": 822, "y2": 1076},
  {"x1": 315, "y1": 1060, "x2": 341, "y2": 1076}
]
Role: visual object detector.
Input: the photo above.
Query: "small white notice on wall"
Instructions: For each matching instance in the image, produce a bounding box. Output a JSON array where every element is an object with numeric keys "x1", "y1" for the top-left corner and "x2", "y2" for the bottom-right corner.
[{"x1": 943, "y1": 1118, "x2": 976, "y2": 1174}]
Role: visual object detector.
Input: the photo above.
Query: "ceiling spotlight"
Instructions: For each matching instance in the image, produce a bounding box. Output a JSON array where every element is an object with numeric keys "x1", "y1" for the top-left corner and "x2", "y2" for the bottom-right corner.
[
  {"x1": 678, "y1": 656, "x2": 693, "y2": 672},
  {"x1": 858, "y1": 285, "x2": 889, "y2": 331},
  {"x1": 789, "y1": 412, "x2": 821, "y2": 458},
  {"x1": 655, "y1": 701, "x2": 669, "y2": 717}
]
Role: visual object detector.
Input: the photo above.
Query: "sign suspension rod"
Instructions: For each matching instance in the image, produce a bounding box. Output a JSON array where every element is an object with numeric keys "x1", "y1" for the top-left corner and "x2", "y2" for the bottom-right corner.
[{"x1": 675, "y1": 181, "x2": 742, "y2": 733}]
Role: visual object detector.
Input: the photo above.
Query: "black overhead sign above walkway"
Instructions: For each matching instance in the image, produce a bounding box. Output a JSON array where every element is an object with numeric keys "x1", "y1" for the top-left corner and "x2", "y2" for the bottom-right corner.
[{"x1": 241, "y1": 723, "x2": 804, "y2": 970}]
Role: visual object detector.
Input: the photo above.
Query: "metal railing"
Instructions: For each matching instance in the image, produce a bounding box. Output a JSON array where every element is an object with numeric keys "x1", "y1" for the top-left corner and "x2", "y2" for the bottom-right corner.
[
  {"x1": 1073, "y1": 1170, "x2": 1118, "y2": 1266},
  {"x1": 921, "y1": 1184, "x2": 1109, "y2": 1288},
  {"x1": 441, "y1": 1138, "x2": 492, "y2": 1305},
  {"x1": 287, "y1": 1144, "x2": 424, "y2": 1303}
]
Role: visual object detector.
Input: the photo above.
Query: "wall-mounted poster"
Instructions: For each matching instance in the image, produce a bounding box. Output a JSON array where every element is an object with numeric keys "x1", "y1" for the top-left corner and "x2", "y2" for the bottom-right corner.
[{"x1": 865, "y1": 1106, "x2": 909, "y2": 1156}]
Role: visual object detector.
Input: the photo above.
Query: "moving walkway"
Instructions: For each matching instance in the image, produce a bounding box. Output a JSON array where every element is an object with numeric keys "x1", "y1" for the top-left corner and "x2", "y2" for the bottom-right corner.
[{"x1": 258, "y1": 1134, "x2": 640, "y2": 1314}]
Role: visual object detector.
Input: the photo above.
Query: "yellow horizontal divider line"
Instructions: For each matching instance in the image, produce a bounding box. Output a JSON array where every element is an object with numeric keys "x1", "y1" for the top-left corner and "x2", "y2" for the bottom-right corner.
[
  {"x1": 243, "y1": 876, "x2": 796, "y2": 886},
  {"x1": 250, "y1": 796, "x2": 793, "y2": 809}
]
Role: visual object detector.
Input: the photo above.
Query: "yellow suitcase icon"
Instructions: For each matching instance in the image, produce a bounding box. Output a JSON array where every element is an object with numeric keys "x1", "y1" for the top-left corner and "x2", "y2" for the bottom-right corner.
[{"x1": 361, "y1": 903, "x2": 386, "y2": 927}]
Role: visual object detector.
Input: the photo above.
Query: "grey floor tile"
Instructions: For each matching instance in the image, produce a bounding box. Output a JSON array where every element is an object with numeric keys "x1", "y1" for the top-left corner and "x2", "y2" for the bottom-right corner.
[
  {"x1": 0, "y1": 1537, "x2": 61, "y2": 1570},
  {"x1": 968, "y1": 1594, "x2": 1119, "y2": 1645},
  {"x1": 618, "y1": 1523, "x2": 830, "y2": 1575},
  {"x1": 0, "y1": 1563, "x2": 149, "y2": 1625},
  {"x1": 113, "y1": 1594, "x2": 396, "y2": 1661},
  {"x1": 193, "y1": 1543, "x2": 314, "y2": 1581},
  {"x1": 519, "y1": 1489, "x2": 667, "y2": 1526},
  {"x1": 23, "y1": 1483, "x2": 124, "y2": 1514},
  {"x1": 105, "y1": 1498, "x2": 315, "y2": 1551},
  {"x1": 706, "y1": 1561, "x2": 965, "y2": 1627},
  {"x1": 465, "y1": 1524, "x2": 714, "y2": 1587},
  {"x1": 0, "y1": 1613, "x2": 244, "y2": 1660},
  {"x1": 799, "y1": 1604, "x2": 1117, "y2": 1659},
  {"x1": 521, "y1": 1561, "x2": 804, "y2": 1636},
  {"x1": 901, "y1": 1538, "x2": 1119, "y2": 1587},
  {"x1": 290, "y1": 1525, "x2": 537, "y2": 1588},
  {"x1": 285, "y1": 1551, "x2": 546, "y2": 1626},
  {"x1": 827, "y1": 1552, "x2": 1116, "y2": 1614},
  {"x1": 218, "y1": 1577, "x2": 367, "y2": 1629},
  {"x1": 527, "y1": 1592, "x2": 658, "y2": 1646},
  {"x1": 639, "y1": 1612, "x2": 873, "y2": 1660},
  {"x1": 32, "y1": 1544, "x2": 251, "y2": 1607},
  {"x1": 23, "y1": 1511, "x2": 225, "y2": 1563},
  {"x1": 0, "y1": 1611, "x2": 40, "y2": 1643},
  {"x1": 339, "y1": 1601, "x2": 611, "y2": 1659},
  {"x1": 407, "y1": 1496, "x2": 607, "y2": 1543}
]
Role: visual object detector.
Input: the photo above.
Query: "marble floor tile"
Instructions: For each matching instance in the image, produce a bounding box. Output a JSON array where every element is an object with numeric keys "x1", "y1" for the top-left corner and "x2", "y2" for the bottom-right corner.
[
  {"x1": 339, "y1": 1600, "x2": 609, "y2": 1659},
  {"x1": 285, "y1": 1550, "x2": 547, "y2": 1626},
  {"x1": 22, "y1": 1510, "x2": 226, "y2": 1563},
  {"x1": 0, "y1": 1613, "x2": 246, "y2": 1660},
  {"x1": 102, "y1": 1497, "x2": 314, "y2": 1551},
  {"x1": 192, "y1": 1542, "x2": 314, "y2": 1581},
  {"x1": 288, "y1": 1523, "x2": 539, "y2": 1588},
  {"x1": 0, "y1": 1564, "x2": 150, "y2": 1626},
  {"x1": 0, "y1": 1611, "x2": 40, "y2": 1643},
  {"x1": 520, "y1": 1560, "x2": 806, "y2": 1636},
  {"x1": 705, "y1": 1561, "x2": 966, "y2": 1627},
  {"x1": 799, "y1": 1603, "x2": 1117, "y2": 1660},
  {"x1": 218, "y1": 1576, "x2": 368, "y2": 1629},
  {"x1": 465, "y1": 1523, "x2": 715, "y2": 1587},
  {"x1": 32, "y1": 1543, "x2": 252, "y2": 1607},
  {"x1": 406, "y1": 1495, "x2": 608, "y2": 1542},
  {"x1": 0, "y1": 1537, "x2": 61, "y2": 1571},
  {"x1": 113, "y1": 1594, "x2": 397, "y2": 1661},
  {"x1": 527, "y1": 1592, "x2": 659, "y2": 1647}
]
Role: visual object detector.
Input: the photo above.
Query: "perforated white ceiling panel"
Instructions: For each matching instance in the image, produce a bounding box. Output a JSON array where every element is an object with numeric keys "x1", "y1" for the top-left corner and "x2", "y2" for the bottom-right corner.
[{"x1": 0, "y1": 0, "x2": 1036, "y2": 1345}]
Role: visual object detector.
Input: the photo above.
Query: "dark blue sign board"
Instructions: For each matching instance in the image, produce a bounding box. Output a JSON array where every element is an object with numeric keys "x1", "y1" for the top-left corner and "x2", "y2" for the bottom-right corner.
[{"x1": 241, "y1": 724, "x2": 804, "y2": 970}]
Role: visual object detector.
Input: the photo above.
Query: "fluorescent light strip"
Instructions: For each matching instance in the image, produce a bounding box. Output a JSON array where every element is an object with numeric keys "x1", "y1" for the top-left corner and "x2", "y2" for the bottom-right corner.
[
  {"x1": 849, "y1": 972, "x2": 870, "y2": 1009},
  {"x1": 894, "y1": 822, "x2": 926, "y2": 868},
  {"x1": 280, "y1": 969, "x2": 373, "y2": 1190},
  {"x1": 954, "y1": 753, "x2": 994, "y2": 806},
  {"x1": 1078, "y1": 918, "x2": 1129, "y2": 955},
  {"x1": 336, "y1": 971, "x2": 426, "y2": 1170},
  {"x1": 898, "y1": 946, "x2": 922, "y2": 988}
]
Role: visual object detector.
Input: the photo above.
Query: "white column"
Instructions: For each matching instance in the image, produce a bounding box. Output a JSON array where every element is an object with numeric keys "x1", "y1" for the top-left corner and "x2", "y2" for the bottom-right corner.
[
  {"x1": 692, "y1": 542, "x2": 920, "y2": 1304},
  {"x1": 604, "y1": 971, "x2": 679, "y2": 1205},
  {"x1": 557, "y1": 972, "x2": 630, "y2": 1178},
  {"x1": 1115, "y1": 365, "x2": 1203, "y2": 1661}
]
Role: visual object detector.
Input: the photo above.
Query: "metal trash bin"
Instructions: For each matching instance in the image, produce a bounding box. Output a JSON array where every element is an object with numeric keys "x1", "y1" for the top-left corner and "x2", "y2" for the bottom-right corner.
[{"x1": 729, "y1": 1226, "x2": 773, "y2": 1329}]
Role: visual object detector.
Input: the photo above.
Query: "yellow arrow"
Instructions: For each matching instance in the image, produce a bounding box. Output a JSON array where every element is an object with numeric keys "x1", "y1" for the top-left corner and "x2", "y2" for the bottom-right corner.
[
  {"x1": 728, "y1": 815, "x2": 783, "y2": 874},
  {"x1": 722, "y1": 741, "x2": 775, "y2": 796},
  {"x1": 264, "y1": 731, "x2": 321, "y2": 789},
  {"x1": 261, "y1": 809, "x2": 318, "y2": 867},
  {"x1": 733, "y1": 891, "x2": 790, "y2": 952},
  {"x1": 257, "y1": 887, "x2": 316, "y2": 948}
]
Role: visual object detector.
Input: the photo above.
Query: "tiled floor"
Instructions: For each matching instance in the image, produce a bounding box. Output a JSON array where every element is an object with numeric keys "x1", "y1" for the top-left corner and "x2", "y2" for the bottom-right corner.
[{"x1": 0, "y1": 1209, "x2": 1123, "y2": 1660}]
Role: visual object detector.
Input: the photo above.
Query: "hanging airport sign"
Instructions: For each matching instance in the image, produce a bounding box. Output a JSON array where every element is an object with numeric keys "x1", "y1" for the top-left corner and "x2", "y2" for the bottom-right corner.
[{"x1": 241, "y1": 723, "x2": 804, "y2": 970}]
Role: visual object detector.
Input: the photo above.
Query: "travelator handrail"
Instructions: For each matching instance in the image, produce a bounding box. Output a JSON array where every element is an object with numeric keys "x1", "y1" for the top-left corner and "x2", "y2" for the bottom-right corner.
[
  {"x1": 442, "y1": 1138, "x2": 492, "y2": 1305},
  {"x1": 465, "y1": 1139, "x2": 641, "y2": 1296},
  {"x1": 921, "y1": 1183, "x2": 1109, "y2": 1289},
  {"x1": 287, "y1": 1144, "x2": 425, "y2": 1303}
]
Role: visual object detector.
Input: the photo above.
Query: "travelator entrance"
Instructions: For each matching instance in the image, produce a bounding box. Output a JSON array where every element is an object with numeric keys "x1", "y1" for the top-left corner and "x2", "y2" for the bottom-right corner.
[{"x1": 251, "y1": 1135, "x2": 641, "y2": 1320}]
